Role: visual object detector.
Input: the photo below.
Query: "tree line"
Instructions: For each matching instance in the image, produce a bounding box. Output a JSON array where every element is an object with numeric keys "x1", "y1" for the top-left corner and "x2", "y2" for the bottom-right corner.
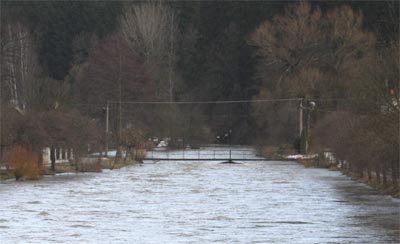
[
  {"x1": 0, "y1": 1, "x2": 398, "y2": 184},
  {"x1": 249, "y1": 2, "x2": 399, "y2": 188}
]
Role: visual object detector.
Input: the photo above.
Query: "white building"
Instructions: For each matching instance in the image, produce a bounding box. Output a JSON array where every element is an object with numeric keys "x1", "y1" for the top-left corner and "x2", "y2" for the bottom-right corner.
[{"x1": 42, "y1": 147, "x2": 74, "y2": 167}]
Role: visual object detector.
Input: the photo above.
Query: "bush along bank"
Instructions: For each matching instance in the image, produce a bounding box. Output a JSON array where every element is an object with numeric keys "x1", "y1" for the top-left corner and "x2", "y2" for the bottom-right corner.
[{"x1": 0, "y1": 155, "x2": 142, "y2": 181}]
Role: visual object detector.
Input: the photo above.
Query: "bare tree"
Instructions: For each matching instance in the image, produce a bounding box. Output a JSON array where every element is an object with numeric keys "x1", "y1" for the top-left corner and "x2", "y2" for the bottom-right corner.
[
  {"x1": 74, "y1": 33, "x2": 156, "y2": 118},
  {"x1": 120, "y1": 127, "x2": 146, "y2": 161},
  {"x1": 248, "y1": 2, "x2": 376, "y2": 148},
  {"x1": 119, "y1": 2, "x2": 188, "y2": 145},
  {"x1": 1, "y1": 21, "x2": 39, "y2": 113},
  {"x1": 250, "y1": 2, "x2": 376, "y2": 98},
  {"x1": 74, "y1": 33, "x2": 157, "y2": 161},
  {"x1": 119, "y1": 1, "x2": 178, "y2": 101},
  {"x1": 311, "y1": 38, "x2": 399, "y2": 187}
]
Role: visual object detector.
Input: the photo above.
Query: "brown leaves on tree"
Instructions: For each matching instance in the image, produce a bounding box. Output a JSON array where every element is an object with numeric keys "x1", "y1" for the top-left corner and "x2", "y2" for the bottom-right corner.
[
  {"x1": 74, "y1": 33, "x2": 156, "y2": 119},
  {"x1": 1, "y1": 107, "x2": 102, "y2": 159},
  {"x1": 7, "y1": 145, "x2": 41, "y2": 180},
  {"x1": 249, "y1": 1, "x2": 376, "y2": 99}
]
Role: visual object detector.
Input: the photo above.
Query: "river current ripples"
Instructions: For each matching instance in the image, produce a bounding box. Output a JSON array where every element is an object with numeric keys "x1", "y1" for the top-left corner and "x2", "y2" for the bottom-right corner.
[{"x1": 0, "y1": 147, "x2": 399, "y2": 243}]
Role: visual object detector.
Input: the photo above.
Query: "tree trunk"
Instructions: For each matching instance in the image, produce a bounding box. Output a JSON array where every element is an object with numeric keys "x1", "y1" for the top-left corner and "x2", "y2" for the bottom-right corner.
[
  {"x1": 391, "y1": 161, "x2": 398, "y2": 188},
  {"x1": 0, "y1": 146, "x2": 3, "y2": 163},
  {"x1": 38, "y1": 151, "x2": 43, "y2": 169},
  {"x1": 97, "y1": 147, "x2": 103, "y2": 165},
  {"x1": 367, "y1": 165, "x2": 372, "y2": 180},
  {"x1": 50, "y1": 147, "x2": 56, "y2": 171},
  {"x1": 124, "y1": 147, "x2": 130, "y2": 163},
  {"x1": 114, "y1": 146, "x2": 122, "y2": 163},
  {"x1": 382, "y1": 164, "x2": 387, "y2": 186},
  {"x1": 376, "y1": 166, "x2": 381, "y2": 183}
]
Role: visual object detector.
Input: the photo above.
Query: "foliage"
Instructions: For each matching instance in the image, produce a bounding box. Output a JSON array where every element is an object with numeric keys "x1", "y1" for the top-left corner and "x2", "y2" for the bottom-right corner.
[
  {"x1": 1, "y1": 107, "x2": 102, "y2": 160},
  {"x1": 7, "y1": 146, "x2": 41, "y2": 180},
  {"x1": 0, "y1": 17, "x2": 39, "y2": 112},
  {"x1": 249, "y1": 2, "x2": 376, "y2": 144},
  {"x1": 0, "y1": 1, "x2": 398, "y2": 181},
  {"x1": 249, "y1": 1, "x2": 399, "y2": 187},
  {"x1": 250, "y1": 2, "x2": 376, "y2": 99},
  {"x1": 1, "y1": 108, "x2": 49, "y2": 153},
  {"x1": 120, "y1": 127, "x2": 146, "y2": 148},
  {"x1": 39, "y1": 109, "x2": 103, "y2": 156},
  {"x1": 74, "y1": 33, "x2": 156, "y2": 120},
  {"x1": 1, "y1": 1, "x2": 122, "y2": 80},
  {"x1": 119, "y1": 2, "x2": 178, "y2": 101}
]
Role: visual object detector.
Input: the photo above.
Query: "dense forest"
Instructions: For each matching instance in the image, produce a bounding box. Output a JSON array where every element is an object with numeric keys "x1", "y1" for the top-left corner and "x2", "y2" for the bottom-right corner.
[{"x1": 1, "y1": 1, "x2": 399, "y2": 185}]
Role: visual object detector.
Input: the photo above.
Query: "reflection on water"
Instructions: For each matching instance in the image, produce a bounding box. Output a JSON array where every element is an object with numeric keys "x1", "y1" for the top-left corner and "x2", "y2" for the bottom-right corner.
[{"x1": 0, "y1": 147, "x2": 399, "y2": 244}]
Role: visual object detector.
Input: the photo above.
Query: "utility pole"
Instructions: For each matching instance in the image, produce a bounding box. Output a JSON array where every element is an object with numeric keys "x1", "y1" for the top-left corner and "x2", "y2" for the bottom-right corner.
[
  {"x1": 117, "y1": 58, "x2": 122, "y2": 162},
  {"x1": 105, "y1": 101, "x2": 109, "y2": 157},
  {"x1": 169, "y1": 10, "x2": 174, "y2": 103},
  {"x1": 0, "y1": 1, "x2": 3, "y2": 179},
  {"x1": 115, "y1": 39, "x2": 122, "y2": 163},
  {"x1": 303, "y1": 100, "x2": 316, "y2": 154},
  {"x1": 305, "y1": 106, "x2": 310, "y2": 154},
  {"x1": 299, "y1": 99, "x2": 303, "y2": 137}
]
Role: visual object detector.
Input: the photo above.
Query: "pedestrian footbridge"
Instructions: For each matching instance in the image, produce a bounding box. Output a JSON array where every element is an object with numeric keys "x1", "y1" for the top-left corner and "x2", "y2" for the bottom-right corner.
[{"x1": 136, "y1": 147, "x2": 292, "y2": 162}]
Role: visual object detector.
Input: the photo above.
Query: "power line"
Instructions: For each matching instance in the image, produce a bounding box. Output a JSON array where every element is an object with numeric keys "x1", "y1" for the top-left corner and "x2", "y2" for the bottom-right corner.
[
  {"x1": 109, "y1": 98, "x2": 302, "y2": 104},
  {"x1": 73, "y1": 98, "x2": 301, "y2": 106},
  {"x1": 71, "y1": 97, "x2": 366, "y2": 107}
]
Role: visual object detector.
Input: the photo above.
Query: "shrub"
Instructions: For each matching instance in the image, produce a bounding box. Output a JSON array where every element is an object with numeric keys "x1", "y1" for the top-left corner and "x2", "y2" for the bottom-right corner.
[
  {"x1": 261, "y1": 146, "x2": 279, "y2": 157},
  {"x1": 7, "y1": 146, "x2": 42, "y2": 180},
  {"x1": 133, "y1": 148, "x2": 147, "y2": 159},
  {"x1": 76, "y1": 163, "x2": 102, "y2": 173},
  {"x1": 143, "y1": 140, "x2": 155, "y2": 150}
]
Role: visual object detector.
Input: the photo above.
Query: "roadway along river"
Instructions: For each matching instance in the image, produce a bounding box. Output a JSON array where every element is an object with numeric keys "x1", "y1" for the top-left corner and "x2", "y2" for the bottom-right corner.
[{"x1": 0, "y1": 147, "x2": 399, "y2": 243}]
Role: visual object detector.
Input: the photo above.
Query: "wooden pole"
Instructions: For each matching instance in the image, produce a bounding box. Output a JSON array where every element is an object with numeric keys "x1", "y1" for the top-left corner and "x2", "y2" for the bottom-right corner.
[
  {"x1": 299, "y1": 99, "x2": 303, "y2": 137},
  {"x1": 105, "y1": 101, "x2": 109, "y2": 157}
]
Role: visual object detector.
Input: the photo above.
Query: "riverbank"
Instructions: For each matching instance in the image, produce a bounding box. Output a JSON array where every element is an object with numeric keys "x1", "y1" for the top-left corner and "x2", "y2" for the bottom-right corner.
[
  {"x1": 296, "y1": 157, "x2": 400, "y2": 198},
  {"x1": 0, "y1": 157, "x2": 142, "y2": 181},
  {"x1": 256, "y1": 146, "x2": 399, "y2": 198}
]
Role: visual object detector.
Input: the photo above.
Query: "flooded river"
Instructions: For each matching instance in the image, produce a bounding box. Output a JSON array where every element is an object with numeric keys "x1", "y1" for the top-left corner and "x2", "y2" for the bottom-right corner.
[{"x1": 0, "y1": 147, "x2": 399, "y2": 243}]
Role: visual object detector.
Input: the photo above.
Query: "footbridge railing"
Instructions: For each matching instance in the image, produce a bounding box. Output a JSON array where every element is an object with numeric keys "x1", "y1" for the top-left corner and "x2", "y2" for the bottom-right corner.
[{"x1": 136, "y1": 148, "x2": 289, "y2": 162}]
